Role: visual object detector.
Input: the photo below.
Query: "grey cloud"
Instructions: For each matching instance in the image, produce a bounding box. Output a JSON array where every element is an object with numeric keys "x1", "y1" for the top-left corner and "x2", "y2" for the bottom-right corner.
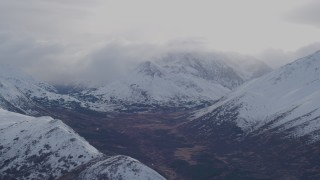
[
  {"x1": 0, "y1": 0, "x2": 96, "y2": 39},
  {"x1": 165, "y1": 37, "x2": 207, "y2": 50},
  {"x1": 0, "y1": 32, "x2": 78, "y2": 83},
  {"x1": 287, "y1": 1, "x2": 320, "y2": 28},
  {"x1": 74, "y1": 38, "x2": 211, "y2": 84},
  {"x1": 259, "y1": 42, "x2": 320, "y2": 68},
  {"x1": 0, "y1": 32, "x2": 62, "y2": 66}
]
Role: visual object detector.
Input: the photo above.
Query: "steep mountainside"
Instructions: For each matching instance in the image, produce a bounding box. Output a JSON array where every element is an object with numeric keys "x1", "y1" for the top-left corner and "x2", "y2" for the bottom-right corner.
[
  {"x1": 189, "y1": 50, "x2": 320, "y2": 142},
  {"x1": 0, "y1": 109, "x2": 165, "y2": 180},
  {"x1": 75, "y1": 52, "x2": 271, "y2": 112}
]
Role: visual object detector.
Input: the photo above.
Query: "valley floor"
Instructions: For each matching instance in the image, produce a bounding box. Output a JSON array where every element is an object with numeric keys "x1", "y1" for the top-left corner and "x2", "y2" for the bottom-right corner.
[{"x1": 42, "y1": 109, "x2": 320, "y2": 180}]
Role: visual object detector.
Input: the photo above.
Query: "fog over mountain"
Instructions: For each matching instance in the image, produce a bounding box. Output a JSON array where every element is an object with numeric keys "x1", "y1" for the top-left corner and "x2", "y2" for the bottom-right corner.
[
  {"x1": 1, "y1": 36, "x2": 320, "y2": 86},
  {"x1": 0, "y1": 0, "x2": 320, "y2": 85},
  {"x1": 0, "y1": 34, "x2": 268, "y2": 85}
]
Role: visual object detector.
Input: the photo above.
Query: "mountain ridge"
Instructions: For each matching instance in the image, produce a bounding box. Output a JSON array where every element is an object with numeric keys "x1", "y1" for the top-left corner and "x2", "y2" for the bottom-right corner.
[
  {"x1": 0, "y1": 108, "x2": 165, "y2": 180},
  {"x1": 188, "y1": 50, "x2": 320, "y2": 142}
]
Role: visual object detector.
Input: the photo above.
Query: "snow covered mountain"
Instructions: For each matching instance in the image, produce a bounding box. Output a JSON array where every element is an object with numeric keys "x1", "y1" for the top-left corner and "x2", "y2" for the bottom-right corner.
[
  {"x1": 0, "y1": 52, "x2": 270, "y2": 113},
  {"x1": 75, "y1": 52, "x2": 271, "y2": 112},
  {"x1": 189, "y1": 50, "x2": 320, "y2": 142},
  {"x1": 0, "y1": 65, "x2": 97, "y2": 115},
  {"x1": 0, "y1": 108, "x2": 165, "y2": 180}
]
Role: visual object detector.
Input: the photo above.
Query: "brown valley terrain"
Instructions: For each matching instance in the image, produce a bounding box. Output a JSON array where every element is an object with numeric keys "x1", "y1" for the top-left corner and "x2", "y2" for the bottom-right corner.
[{"x1": 46, "y1": 108, "x2": 320, "y2": 180}]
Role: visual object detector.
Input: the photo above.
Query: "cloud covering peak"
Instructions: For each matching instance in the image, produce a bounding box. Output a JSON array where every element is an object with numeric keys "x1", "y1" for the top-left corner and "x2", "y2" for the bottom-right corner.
[{"x1": 0, "y1": 0, "x2": 319, "y2": 84}]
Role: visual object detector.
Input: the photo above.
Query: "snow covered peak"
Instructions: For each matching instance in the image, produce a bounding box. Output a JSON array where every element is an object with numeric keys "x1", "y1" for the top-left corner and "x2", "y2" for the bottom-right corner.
[
  {"x1": 135, "y1": 61, "x2": 164, "y2": 78},
  {"x1": 156, "y1": 51, "x2": 271, "y2": 89}
]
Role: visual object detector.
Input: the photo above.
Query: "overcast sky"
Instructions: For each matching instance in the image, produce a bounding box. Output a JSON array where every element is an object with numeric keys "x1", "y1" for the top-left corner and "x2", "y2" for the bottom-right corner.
[{"x1": 0, "y1": 0, "x2": 320, "y2": 83}]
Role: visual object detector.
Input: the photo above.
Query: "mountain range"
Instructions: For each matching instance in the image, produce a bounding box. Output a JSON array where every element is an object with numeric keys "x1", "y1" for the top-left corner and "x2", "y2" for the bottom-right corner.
[
  {"x1": 0, "y1": 51, "x2": 270, "y2": 113},
  {"x1": 67, "y1": 52, "x2": 271, "y2": 112},
  {"x1": 1, "y1": 50, "x2": 320, "y2": 179}
]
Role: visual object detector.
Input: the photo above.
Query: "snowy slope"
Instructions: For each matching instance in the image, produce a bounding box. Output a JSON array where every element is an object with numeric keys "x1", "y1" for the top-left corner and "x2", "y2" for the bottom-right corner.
[
  {"x1": 0, "y1": 65, "x2": 87, "y2": 115},
  {"x1": 76, "y1": 52, "x2": 270, "y2": 111},
  {"x1": 0, "y1": 109, "x2": 165, "y2": 180},
  {"x1": 78, "y1": 155, "x2": 165, "y2": 180},
  {"x1": 192, "y1": 50, "x2": 320, "y2": 141},
  {"x1": 0, "y1": 108, "x2": 102, "y2": 179}
]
